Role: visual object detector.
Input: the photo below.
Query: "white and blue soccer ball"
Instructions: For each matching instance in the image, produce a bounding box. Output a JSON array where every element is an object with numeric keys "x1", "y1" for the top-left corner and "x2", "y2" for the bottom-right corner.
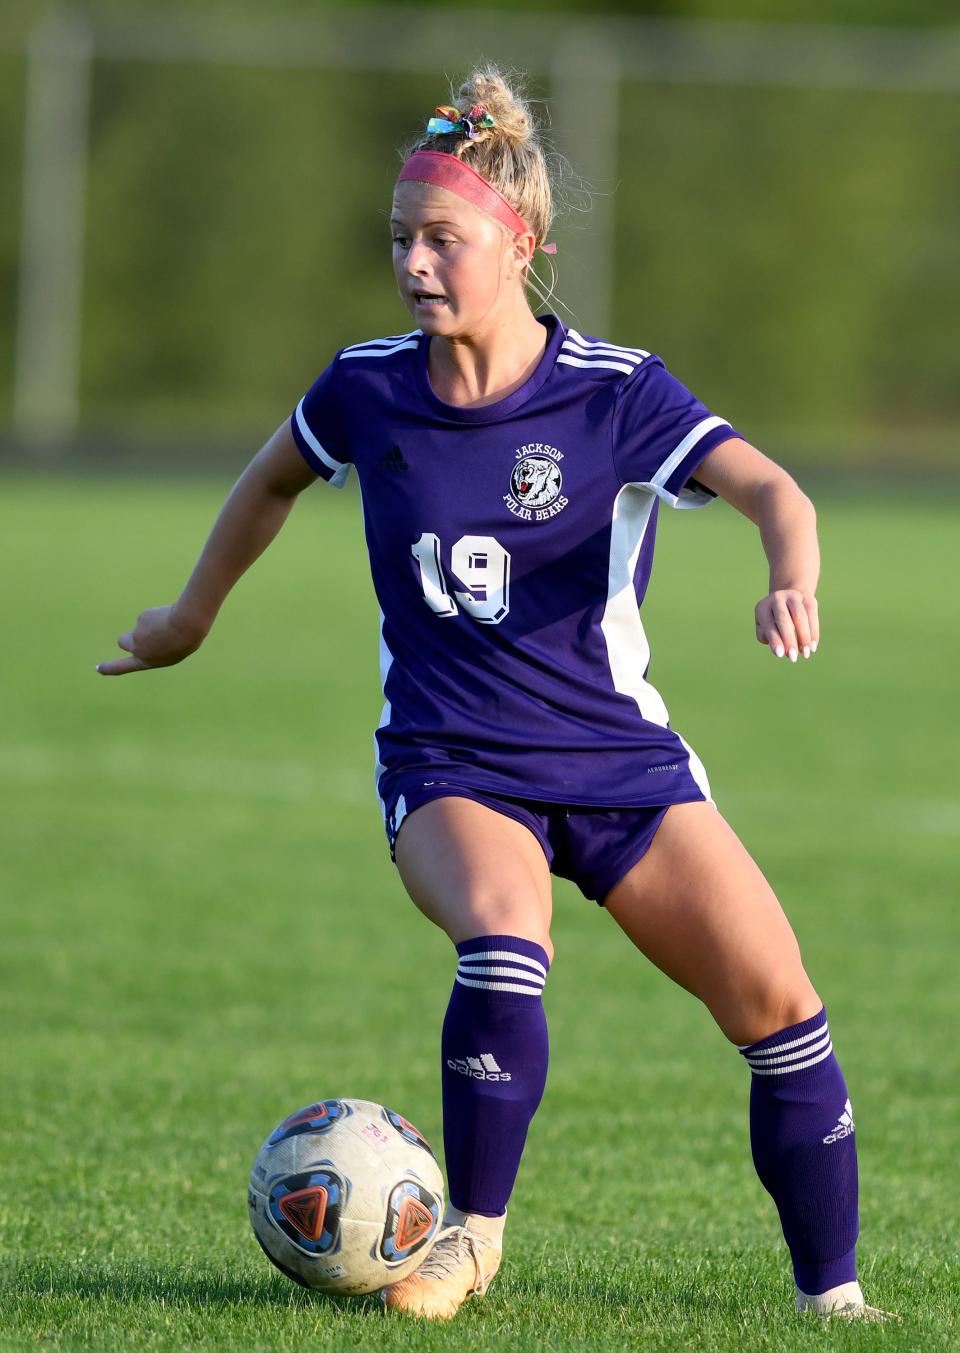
[{"x1": 248, "y1": 1098, "x2": 444, "y2": 1295}]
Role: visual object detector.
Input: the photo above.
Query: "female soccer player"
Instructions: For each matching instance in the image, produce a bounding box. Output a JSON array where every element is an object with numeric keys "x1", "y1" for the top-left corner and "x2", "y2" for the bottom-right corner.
[{"x1": 99, "y1": 68, "x2": 890, "y2": 1323}]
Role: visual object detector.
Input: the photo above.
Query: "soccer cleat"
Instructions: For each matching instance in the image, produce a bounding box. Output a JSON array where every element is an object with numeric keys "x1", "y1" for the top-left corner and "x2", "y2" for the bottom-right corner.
[
  {"x1": 796, "y1": 1281, "x2": 901, "y2": 1322},
  {"x1": 381, "y1": 1220, "x2": 502, "y2": 1320}
]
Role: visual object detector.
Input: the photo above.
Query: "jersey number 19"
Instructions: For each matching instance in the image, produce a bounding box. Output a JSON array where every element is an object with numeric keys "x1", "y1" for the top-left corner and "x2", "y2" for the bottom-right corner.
[{"x1": 411, "y1": 533, "x2": 511, "y2": 625}]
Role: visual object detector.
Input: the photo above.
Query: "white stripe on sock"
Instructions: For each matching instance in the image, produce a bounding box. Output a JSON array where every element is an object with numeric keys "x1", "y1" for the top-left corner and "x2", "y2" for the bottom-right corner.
[
  {"x1": 457, "y1": 963, "x2": 545, "y2": 986},
  {"x1": 458, "y1": 950, "x2": 547, "y2": 977},
  {"x1": 746, "y1": 1033, "x2": 832, "y2": 1066},
  {"x1": 741, "y1": 1021, "x2": 828, "y2": 1058},
  {"x1": 745, "y1": 1030, "x2": 832, "y2": 1068},
  {"x1": 747, "y1": 1042, "x2": 834, "y2": 1076}
]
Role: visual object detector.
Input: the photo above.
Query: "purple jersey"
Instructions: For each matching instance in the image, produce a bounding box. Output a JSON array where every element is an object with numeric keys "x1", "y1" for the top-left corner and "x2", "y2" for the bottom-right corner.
[{"x1": 290, "y1": 316, "x2": 736, "y2": 811}]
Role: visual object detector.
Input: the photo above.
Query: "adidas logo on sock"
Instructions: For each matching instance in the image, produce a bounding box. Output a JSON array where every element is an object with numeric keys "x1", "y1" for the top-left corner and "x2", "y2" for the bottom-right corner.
[
  {"x1": 823, "y1": 1097, "x2": 855, "y2": 1144},
  {"x1": 447, "y1": 1053, "x2": 512, "y2": 1083}
]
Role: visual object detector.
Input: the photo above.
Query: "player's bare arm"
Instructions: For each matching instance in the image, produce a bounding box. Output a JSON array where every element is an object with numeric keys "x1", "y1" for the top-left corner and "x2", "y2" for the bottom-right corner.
[
  {"x1": 695, "y1": 437, "x2": 820, "y2": 661},
  {"x1": 97, "y1": 423, "x2": 316, "y2": 675}
]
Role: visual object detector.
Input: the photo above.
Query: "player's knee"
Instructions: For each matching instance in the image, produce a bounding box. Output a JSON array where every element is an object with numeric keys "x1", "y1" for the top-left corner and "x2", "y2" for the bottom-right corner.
[
  {"x1": 716, "y1": 969, "x2": 821, "y2": 1046},
  {"x1": 426, "y1": 887, "x2": 553, "y2": 962},
  {"x1": 459, "y1": 905, "x2": 553, "y2": 965}
]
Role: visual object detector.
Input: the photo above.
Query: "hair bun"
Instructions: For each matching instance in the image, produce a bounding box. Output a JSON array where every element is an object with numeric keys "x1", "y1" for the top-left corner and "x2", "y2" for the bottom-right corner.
[{"x1": 453, "y1": 68, "x2": 531, "y2": 148}]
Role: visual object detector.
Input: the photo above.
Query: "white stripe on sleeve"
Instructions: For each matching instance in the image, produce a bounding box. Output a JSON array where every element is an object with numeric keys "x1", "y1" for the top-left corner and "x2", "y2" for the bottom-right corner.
[
  {"x1": 649, "y1": 416, "x2": 729, "y2": 495},
  {"x1": 557, "y1": 354, "x2": 637, "y2": 377},
  {"x1": 295, "y1": 399, "x2": 350, "y2": 487},
  {"x1": 566, "y1": 329, "x2": 650, "y2": 357},
  {"x1": 340, "y1": 341, "x2": 421, "y2": 360},
  {"x1": 343, "y1": 331, "x2": 419, "y2": 351},
  {"x1": 562, "y1": 341, "x2": 647, "y2": 364}
]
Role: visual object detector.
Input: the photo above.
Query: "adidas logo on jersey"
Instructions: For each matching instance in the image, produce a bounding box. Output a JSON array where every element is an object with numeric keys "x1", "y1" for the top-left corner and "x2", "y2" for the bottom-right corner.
[
  {"x1": 447, "y1": 1053, "x2": 512, "y2": 1082},
  {"x1": 823, "y1": 1098, "x2": 855, "y2": 1144},
  {"x1": 378, "y1": 444, "x2": 408, "y2": 473}
]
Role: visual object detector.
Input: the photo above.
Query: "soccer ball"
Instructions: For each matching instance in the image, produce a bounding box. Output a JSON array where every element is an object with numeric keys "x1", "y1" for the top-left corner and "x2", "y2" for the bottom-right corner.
[{"x1": 248, "y1": 1098, "x2": 444, "y2": 1295}]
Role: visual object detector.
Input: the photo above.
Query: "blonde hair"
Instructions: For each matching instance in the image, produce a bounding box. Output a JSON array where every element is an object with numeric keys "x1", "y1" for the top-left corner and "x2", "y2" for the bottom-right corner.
[{"x1": 402, "y1": 66, "x2": 564, "y2": 309}]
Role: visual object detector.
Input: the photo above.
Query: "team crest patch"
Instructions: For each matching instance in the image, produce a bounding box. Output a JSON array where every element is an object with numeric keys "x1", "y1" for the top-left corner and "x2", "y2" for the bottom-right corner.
[{"x1": 504, "y1": 443, "x2": 569, "y2": 522}]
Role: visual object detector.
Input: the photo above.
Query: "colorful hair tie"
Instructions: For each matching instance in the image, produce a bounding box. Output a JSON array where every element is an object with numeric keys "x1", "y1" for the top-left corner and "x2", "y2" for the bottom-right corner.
[{"x1": 425, "y1": 103, "x2": 496, "y2": 141}]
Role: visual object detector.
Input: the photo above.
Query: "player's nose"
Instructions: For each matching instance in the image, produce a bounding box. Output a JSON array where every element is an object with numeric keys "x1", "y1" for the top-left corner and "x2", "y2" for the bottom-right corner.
[{"x1": 404, "y1": 241, "x2": 432, "y2": 276}]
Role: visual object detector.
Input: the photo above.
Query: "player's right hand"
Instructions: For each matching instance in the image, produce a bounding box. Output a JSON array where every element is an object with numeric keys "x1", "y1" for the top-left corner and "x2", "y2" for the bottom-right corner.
[
  {"x1": 754, "y1": 588, "x2": 819, "y2": 663},
  {"x1": 96, "y1": 605, "x2": 206, "y2": 676}
]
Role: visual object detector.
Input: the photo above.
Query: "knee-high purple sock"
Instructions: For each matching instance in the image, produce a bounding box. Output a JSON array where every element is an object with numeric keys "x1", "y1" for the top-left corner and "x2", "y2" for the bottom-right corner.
[
  {"x1": 740, "y1": 1007, "x2": 859, "y2": 1294},
  {"x1": 441, "y1": 935, "x2": 550, "y2": 1218}
]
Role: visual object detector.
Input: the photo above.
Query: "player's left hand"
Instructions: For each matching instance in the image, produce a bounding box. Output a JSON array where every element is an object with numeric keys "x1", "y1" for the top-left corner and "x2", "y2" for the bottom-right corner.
[{"x1": 755, "y1": 589, "x2": 819, "y2": 663}]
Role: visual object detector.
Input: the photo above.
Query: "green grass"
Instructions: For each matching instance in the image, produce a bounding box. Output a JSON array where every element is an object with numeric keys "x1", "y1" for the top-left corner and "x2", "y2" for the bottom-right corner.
[{"x1": 1, "y1": 476, "x2": 957, "y2": 1349}]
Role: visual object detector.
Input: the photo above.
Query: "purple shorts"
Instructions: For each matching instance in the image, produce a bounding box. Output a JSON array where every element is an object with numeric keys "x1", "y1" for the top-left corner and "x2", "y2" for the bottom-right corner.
[{"x1": 383, "y1": 777, "x2": 702, "y2": 905}]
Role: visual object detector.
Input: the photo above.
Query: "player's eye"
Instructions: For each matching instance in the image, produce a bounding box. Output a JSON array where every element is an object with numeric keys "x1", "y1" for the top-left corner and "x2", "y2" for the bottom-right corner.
[{"x1": 391, "y1": 234, "x2": 410, "y2": 247}]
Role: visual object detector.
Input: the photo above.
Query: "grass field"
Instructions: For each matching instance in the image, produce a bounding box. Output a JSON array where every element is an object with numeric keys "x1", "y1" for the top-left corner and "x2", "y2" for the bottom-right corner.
[{"x1": 1, "y1": 475, "x2": 957, "y2": 1350}]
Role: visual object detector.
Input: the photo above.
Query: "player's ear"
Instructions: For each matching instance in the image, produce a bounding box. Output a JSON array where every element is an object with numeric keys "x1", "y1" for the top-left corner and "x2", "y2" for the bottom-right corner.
[{"x1": 509, "y1": 231, "x2": 536, "y2": 277}]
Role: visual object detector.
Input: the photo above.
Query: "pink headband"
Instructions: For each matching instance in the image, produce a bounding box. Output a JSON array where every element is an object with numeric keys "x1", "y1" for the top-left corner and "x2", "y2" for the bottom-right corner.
[{"x1": 397, "y1": 151, "x2": 557, "y2": 254}]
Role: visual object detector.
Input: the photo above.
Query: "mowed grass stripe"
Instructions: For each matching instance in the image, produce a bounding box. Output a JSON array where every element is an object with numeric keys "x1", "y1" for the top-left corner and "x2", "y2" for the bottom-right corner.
[{"x1": 0, "y1": 478, "x2": 957, "y2": 1349}]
